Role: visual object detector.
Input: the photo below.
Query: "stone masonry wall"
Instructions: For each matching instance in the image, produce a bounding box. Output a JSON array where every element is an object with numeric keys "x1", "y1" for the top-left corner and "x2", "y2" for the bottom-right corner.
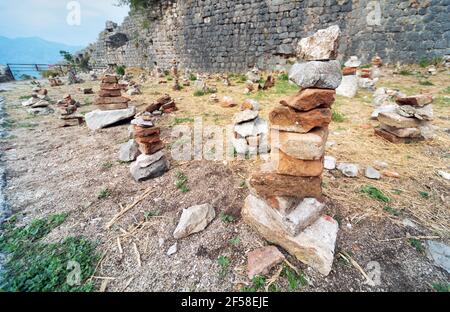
[{"x1": 82, "y1": 0, "x2": 450, "y2": 73}]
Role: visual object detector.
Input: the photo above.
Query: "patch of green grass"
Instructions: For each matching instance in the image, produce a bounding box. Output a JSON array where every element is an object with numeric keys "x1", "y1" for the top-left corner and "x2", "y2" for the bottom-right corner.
[
  {"x1": 384, "y1": 206, "x2": 400, "y2": 217},
  {"x1": 419, "y1": 191, "x2": 430, "y2": 199},
  {"x1": 273, "y1": 79, "x2": 298, "y2": 95},
  {"x1": 175, "y1": 171, "x2": 190, "y2": 193},
  {"x1": 432, "y1": 282, "x2": 450, "y2": 292},
  {"x1": 434, "y1": 96, "x2": 450, "y2": 108},
  {"x1": 399, "y1": 69, "x2": 414, "y2": 76},
  {"x1": 193, "y1": 90, "x2": 205, "y2": 97},
  {"x1": 97, "y1": 188, "x2": 111, "y2": 200},
  {"x1": 84, "y1": 98, "x2": 93, "y2": 106},
  {"x1": 220, "y1": 212, "x2": 234, "y2": 224},
  {"x1": 391, "y1": 189, "x2": 403, "y2": 195},
  {"x1": 16, "y1": 122, "x2": 37, "y2": 129},
  {"x1": 230, "y1": 237, "x2": 241, "y2": 246},
  {"x1": 174, "y1": 117, "x2": 194, "y2": 124},
  {"x1": 0, "y1": 214, "x2": 98, "y2": 292},
  {"x1": 282, "y1": 265, "x2": 308, "y2": 291},
  {"x1": 278, "y1": 73, "x2": 289, "y2": 81},
  {"x1": 144, "y1": 210, "x2": 161, "y2": 221},
  {"x1": 242, "y1": 276, "x2": 266, "y2": 292},
  {"x1": 189, "y1": 74, "x2": 197, "y2": 81},
  {"x1": 418, "y1": 80, "x2": 434, "y2": 86},
  {"x1": 101, "y1": 161, "x2": 114, "y2": 170},
  {"x1": 239, "y1": 181, "x2": 247, "y2": 189},
  {"x1": 361, "y1": 186, "x2": 391, "y2": 203},
  {"x1": 19, "y1": 95, "x2": 30, "y2": 100},
  {"x1": 419, "y1": 58, "x2": 430, "y2": 68},
  {"x1": 218, "y1": 255, "x2": 230, "y2": 278},
  {"x1": 166, "y1": 75, "x2": 173, "y2": 81},
  {"x1": 441, "y1": 86, "x2": 450, "y2": 94},
  {"x1": 409, "y1": 238, "x2": 425, "y2": 253},
  {"x1": 332, "y1": 109, "x2": 345, "y2": 123},
  {"x1": 360, "y1": 64, "x2": 372, "y2": 69}
]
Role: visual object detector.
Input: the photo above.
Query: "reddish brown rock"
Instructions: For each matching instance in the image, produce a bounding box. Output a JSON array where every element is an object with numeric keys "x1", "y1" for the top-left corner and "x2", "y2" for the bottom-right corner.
[
  {"x1": 396, "y1": 94, "x2": 433, "y2": 107},
  {"x1": 249, "y1": 166, "x2": 323, "y2": 200},
  {"x1": 360, "y1": 68, "x2": 371, "y2": 78},
  {"x1": 280, "y1": 89, "x2": 336, "y2": 112},
  {"x1": 95, "y1": 96, "x2": 130, "y2": 105},
  {"x1": 342, "y1": 67, "x2": 357, "y2": 76},
  {"x1": 102, "y1": 75, "x2": 119, "y2": 83},
  {"x1": 374, "y1": 128, "x2": 423, "y2": 144},
  {"x1": 100, "y1": 83, "x2": 121, "y2": 91},
  {"x1": 134, "y1": 126, "x2": 161, "y2": 138},
  {"x1": 247, "y1": 246, "x2": 285, "y2": 279},
  {"x1": 98, "y1": 89, "x2": 122, "y2": 97},
  {"x1": 135, "y1": 134, "x2": 162, "y2": 145},
  {"x1": 138, "y1": 141, "x2": 165, "y2": 155},
  {"x1": 271, "y1": 148, "x2": 324, "y2": 177},
  {"x1": 269, "y1": 106, "x2": 331, "y2": 133},
  {"x1": 96, "y1": 103, "x2": 129, "y2": 111}
]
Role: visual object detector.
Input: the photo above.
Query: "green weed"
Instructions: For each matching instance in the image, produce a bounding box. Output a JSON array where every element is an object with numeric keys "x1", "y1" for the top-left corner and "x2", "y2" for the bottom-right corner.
[{"x1": 361, "y1": 186, "x2": 391, "y2": 203}]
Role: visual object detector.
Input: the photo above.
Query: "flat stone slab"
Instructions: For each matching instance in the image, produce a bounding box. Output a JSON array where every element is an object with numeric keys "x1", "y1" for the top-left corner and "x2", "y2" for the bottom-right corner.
[
  {"x1": 242, "y1": 194, "x2": 338, "y2": 276},
  {"x1": 289, "y1": 60, "x2": 342, "y2": 89},
  {"x1": 396, "y1": 94, "x2": 433, "y2": 107},
  {"x1": 247, "y1": 246, "x2": 285, "y2": 279},
  {"x1": 233, "y1": 110, "x2": 259, "y2": 124},
  {"x1": 378, "y1": 112, "x2": 422, "y2": 129},
  {"x1": 86, "y1": 107, "x2": 136, "y2": 130},
  {"x1": 119, "y1": 139, "x2": 140, "y2": 162},
  {"x1": 270, "y1": 106, "x2": 331, "y2": 133},
  {"x1": 426, "y1": 240, "x2": 450, "y2": 274},
  {"x1": 273, "y1": 128, "x2": 328, "y2": 161},
  {"x1": 375, "y1": 128, "x2": 424, "y2": 144},
  {"x1": 336, "y1": 75, "x2": 358, "y2": 98}
]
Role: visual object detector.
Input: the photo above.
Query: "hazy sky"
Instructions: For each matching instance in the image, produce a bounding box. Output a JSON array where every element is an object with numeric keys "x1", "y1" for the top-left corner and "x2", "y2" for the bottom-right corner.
[{"x1": 0, "y1": 0, "x2": 130, "y2": 46}]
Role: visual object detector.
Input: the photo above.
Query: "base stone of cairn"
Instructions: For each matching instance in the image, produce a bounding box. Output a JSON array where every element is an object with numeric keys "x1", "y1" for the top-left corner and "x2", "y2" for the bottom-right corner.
[
  {"x1": 129, "y1": 114, "x2": 169, "y2": 181},
  {"x1": 336, "y1": 56, "x2": 361, "y2": 98},
  {"x1": 243, "y1": 25, "x2": 342, "y2": 276},
  {"x1": 145, "y1": 94, "x2": 178, "y2": 116},
  {"x1": 85, "y1": 75, "x2": 136, "y2": 130},
  {"x1": 56, "y1": 94, "x2": 84, "y2": 127},
  {"x1": 376, "y1": 94, "x2": 434, "y2": 143}
]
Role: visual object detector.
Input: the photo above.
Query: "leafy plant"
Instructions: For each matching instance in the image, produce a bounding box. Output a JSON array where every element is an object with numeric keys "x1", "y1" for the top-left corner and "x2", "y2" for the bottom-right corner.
[
  {"x1": 220, "y1": 212, "x2": 234, "y2": 224},
  {"x1": 242, "y1": 276, "x2": 266, "y2": 292},
  {"x1": 98, "y1": 188, "x2": 111, "y2": 200},
  {"x1": 218, "y1": 256, "x2": 230, "y2": 278},
  {"x1": 230, "y1": 237, "x2": 241, "y2": 246},
  {"x1": 361, "y1": 186, "x2": 391, "y2": 203},
  {"x1": 332, "y1": 109, "x2": 345, "y2": 122},
  {"x1": 282, "y1": 266, "x2": 308, "y2": 291},
  {"x1": 432, "y1": 282, "x2": 450, "y2": 292},
  {"x1": 409, "y1": 238, "x2": 425, "y2": 253},
  {"x1": 116, "y1": 65, "x2": 126, "y2": 76},
  {"x1": 189, "y1": 74, "x2": 197, "y2": 81},
  {"x1": 193, "y1": 90, "x2": 205, "y2": 97},
  {"x1": 384, "y1": 206, "x2": 400, "y2": 217},
  {"x1": 278, "y1": 73, "x2": 289, "y2": 81},
  {"x1": 419, "y1": 191, "x2": 430, "y2": 199},
  {"x1": 419, "y1": 80, "x2": 434, "y2": 86},
  {"x1": 175, "y1": 171, "x2": 189, "y2": 193}
]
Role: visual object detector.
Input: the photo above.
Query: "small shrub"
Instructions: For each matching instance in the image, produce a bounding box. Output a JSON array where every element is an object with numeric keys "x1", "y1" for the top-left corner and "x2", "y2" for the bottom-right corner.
[
  {"x1": 230, "y1": 237, "x2": 241, "y2": 246},
  {"x1": 220, "y1": 212, "x2": 234, "y2": 224},
  {"x1": 278, "y1": 73, "x2": 289, "y2": 81},
  {"x1": 419, "y1": 58, "x2": 430, "y2": 68},
  {"x1": 116, "y1": 66, "x2": 126, "y2": 76},
  {"x1": 98, "y1": 188, "x2": 111, "y2": 200},
  {"x1": 189, "y1": 74, "x2": 197, "y2": 81},
  {"x1": 282, "y1": 266, "x2": 308, "y2": 291},
  {"x1": 361, "y1": 186, "x2": 391, "y2": 203},
  {"x1": 242, "y1": 276, "x2": 266, "y2": 292},
  {"x1": 174, "y1": 117, "x2": 194, "y2": 124},
  {"x1": 419, "y1": 80, "x2": 434, "y2": 86},
  {"x1": 101, "y1": 161, "x2": 113, "y2": 170},
  {"x1": 409, "y1": 238, "x2": 425, "y2": 253},
  {"x1": 175, "y1": 171, "x2": 189, "y2": 193},
  {"x1": 332, "y1": 110, "x2": 345, "y2": 122},
  {"x1": 193, "y1": 90, "x2": 205, "y2": 97},
  {"x1": 218, "y1": 256, "x2": 230, "y2": 278}
]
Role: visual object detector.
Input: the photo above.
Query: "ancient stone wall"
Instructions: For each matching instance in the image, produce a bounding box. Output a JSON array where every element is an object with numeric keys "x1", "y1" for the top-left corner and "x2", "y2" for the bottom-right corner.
[{"x1": 82, "y1": 0, "x2": 450, "y2": 72}]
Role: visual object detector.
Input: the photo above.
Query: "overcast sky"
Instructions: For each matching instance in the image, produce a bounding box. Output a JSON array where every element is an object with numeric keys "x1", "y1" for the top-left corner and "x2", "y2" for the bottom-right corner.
[{"x1": 0, "y1": 0, "x2": 130, "y2": 46}]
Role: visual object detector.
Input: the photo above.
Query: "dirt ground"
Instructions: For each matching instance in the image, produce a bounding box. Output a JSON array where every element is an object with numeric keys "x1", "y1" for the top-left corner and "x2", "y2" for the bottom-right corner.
[{"x1": 0, "y1": 65, "x2": 449, "y2": 292}]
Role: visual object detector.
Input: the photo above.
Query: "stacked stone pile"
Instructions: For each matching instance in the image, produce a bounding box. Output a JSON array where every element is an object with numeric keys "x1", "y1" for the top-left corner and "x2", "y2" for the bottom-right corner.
[
  {"x1": 145, "y1": 94, "x2": 178, "y2": 116},
  {"x1": 231, "y1": 99, "x2": 269, "y2": 157},
  {"x1": 57, "y1": 94, "x2": 84, "y2": 127},
  {"x1": 371, "y1": 87, "x2": 405, "y2": 120},
  {"x1": 371, "y1": 54, "x2": 383, "y2": 79},
  {"x1": 376, "y1": 94, "x2": 434, "y2": 143},
  {"x1": 242, "y1": 25, "x2": 342, "y2": 276},
  {"x1": 336, "y1": 56, "x2": 360, "y2": 98},
  {"x1": 85, "y1": 75, "x2": 136, "y2": 130},
  {"x1": 48, "y1": 75, "x2": 63, "y2": 87},
  {"x1": 22, "y1": 87, "x2": 53, "y2": 115},
  {"x1": 129, "y1": 114, "x2": 169, "y2": 181}
]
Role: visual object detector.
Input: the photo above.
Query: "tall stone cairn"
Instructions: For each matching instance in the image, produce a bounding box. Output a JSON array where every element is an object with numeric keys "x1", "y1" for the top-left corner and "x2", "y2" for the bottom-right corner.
[
  {"x1": 242, "y1": 25, "x2": 342, "y2": 276},
  {"x1": 95, "y1": 75, "x2": 130, "y2": 110}
]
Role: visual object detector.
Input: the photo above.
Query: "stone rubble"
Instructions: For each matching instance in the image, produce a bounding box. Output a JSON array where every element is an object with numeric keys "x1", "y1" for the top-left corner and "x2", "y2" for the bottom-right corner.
[
  {"x1": 145, "y1": 94, "x2": 178, "y2": 115},
  {"x1": 376, "y1": 94, "x2": 434, "y2": 143},
  {"x1": 336, "y1": 56, "x2": 360, "y2": 98},
  {"x1": 243, "y1": 26, "x2": 342, "y2": 276},
  {"x1": 56, "y1": 94, "x2": 84, "y2": 127},
  {"x1": 173, "y1": 204, "x2": 216, "y2": 239},
  {"x1": 247, "y1": 246, "x2": 285, "y2": 279}
]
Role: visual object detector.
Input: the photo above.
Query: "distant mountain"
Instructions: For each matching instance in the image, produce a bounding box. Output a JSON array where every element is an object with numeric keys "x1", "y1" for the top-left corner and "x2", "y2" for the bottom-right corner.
[{"x1": 0, "y1": 36, "x2": 83, "y2": 65}]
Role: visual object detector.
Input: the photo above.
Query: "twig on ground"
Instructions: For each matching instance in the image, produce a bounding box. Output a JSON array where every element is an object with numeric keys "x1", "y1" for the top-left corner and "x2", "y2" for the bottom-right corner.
[
  {"x1": 133, "y1": 242, "x2": 142, "y2": 267},
  {"x1": 339, "y1": 252, "x2": 375, "y2": 286}
]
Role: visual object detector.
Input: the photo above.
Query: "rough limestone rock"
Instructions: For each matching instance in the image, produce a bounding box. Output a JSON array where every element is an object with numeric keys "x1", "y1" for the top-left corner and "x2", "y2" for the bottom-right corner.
[
  {"x1": 365, "y1": 166, "x2": 381, "y2": 180},
  {"x1": 173, "y1": 204, "x2": 216, "y2": 239},
  {"x1": 232, "y1": 137, "x2": 249, "y2": 154},
  {"x1": 396, "y1": 94, "x2": 433, "y2": 107},
  {"x1": 130, "y1": 157, "x2": 168, "y2": 182},
  {"x1": 324, "y1": 156, "x2": 337, "y2": 170},
  {"x1": 234, "y1": 120, "x2": 256, "y2": 138},
  {"x1": 233, "y1": 110, "x2": 259, "y2": 124},
  {"x1": 381, "y1": 124, "x2": 421, "y2": 138},
  {"x1": 270, "y1": 106, "x2": 331, "y2": 133},
  {"x1": 397, "y1": 105, "x2": 433, "y2": 121},
  {"x1": 426, "y1": 241, "x2": 450, "y2": 274},
  {"x1": 86, "y1": 107, "x2": 136, "y2": 130},
  {"x1": 283, "y1": 198, "x2": 326, "y2": 236},
  {"x1": 296, "y1": 25, "x2": 340, "y2": 61},
  {"x1": 337, "y1": 163, "x2": 359, "y2": 177},
  {"x1": 135, "y1": 151, "x2": 165, "y2": 168},
  {"x1": 274, "y1": 128, "x2": 328, "y2": 161},
  {"x1": 371, "y1": 104, "x2": 398, "y2": 120},
  {"x1": 247, "y1": 246, "x2": 285, "y2": 279},
  {"x1": 280, "y1": 88, "x2": 336, "y2": 112},
  {"x1": 119, "y1": 139, "x2": 140, "y2": 162},
  {"x1": 378, "y1": 112, "x2": 422, "y2": 129},
  {"x1": 242, "y1": 194, "x2": 338, "y2": 276},
  {"x1": 336, "y1": 75, "x2": 358, "y2": 98},
  {"x1": 289, "y1": 60, "x2": 342, "y2": 89}
]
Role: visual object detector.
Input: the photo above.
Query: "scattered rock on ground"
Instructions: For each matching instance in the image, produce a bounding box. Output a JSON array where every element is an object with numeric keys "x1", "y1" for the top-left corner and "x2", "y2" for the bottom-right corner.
[
  {"x1": 247, "y1": 246, "x2": 285, "y2": 279},
  {"x1": 337, "y1": 163, "x2": 359, "y2": 177},
  {"x1": 324, "y1": 156, "x2": 336, "y2": 170},
  {"x1": 85, "y1": 106, "x2": 136, "y2": 130},
  {"x1": 426, "y1": 241, "x2": 450, "y2": 274},
  {"x1": 173, "y1": 204, "x2": 216, "y2": 239},
  {"x1": 365, "y1": 166, "x2": 381, "y2": 180},
  {"x1": 118, "y1": 139, "x2": 140, "y2": 162}
]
